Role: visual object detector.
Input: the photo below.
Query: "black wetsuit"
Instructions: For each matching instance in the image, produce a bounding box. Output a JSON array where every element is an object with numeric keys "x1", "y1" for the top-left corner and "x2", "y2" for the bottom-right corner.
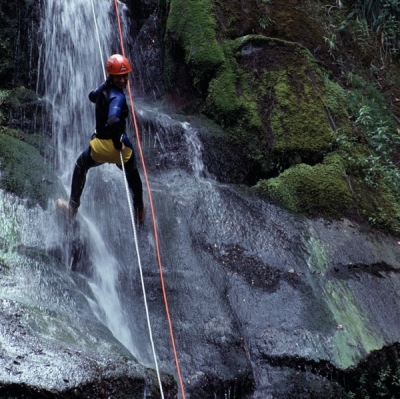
[{"x1": 69, "y1": 78, "x2": 143, "y2": 210}]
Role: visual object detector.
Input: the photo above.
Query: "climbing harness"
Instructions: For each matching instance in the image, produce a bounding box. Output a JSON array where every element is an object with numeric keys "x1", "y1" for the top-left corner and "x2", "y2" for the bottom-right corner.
[{"x1": 90, "y1": 1, "x2": 187, "y2": 398}]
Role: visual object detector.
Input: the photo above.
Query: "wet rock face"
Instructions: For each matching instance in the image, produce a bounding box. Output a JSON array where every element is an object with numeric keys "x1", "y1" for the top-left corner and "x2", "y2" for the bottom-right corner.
[
  {"x1": 132, "y1": 12, "x2": 165, "y2": 100},
  {"x1": 0, "y1": 190, "x2": 177, "y2": 399},
  {"x1": 0, "y1": 283, "x2": 157, "y2": 399}
]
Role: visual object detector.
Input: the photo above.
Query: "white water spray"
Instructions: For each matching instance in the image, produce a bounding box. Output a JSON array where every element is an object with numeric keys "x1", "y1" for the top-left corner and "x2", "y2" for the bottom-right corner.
[
  {"x1": 181, "y1": 121, "x2": 208, "y2": 178},
  {"x1": 84, "y1": 218, "x2": 136, "y2": 354}
]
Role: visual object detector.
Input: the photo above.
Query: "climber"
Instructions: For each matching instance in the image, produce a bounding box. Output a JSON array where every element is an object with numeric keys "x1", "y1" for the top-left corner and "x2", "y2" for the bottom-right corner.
[{"x1": 56, "y1": 54, "x2": 146, "y2": 224}]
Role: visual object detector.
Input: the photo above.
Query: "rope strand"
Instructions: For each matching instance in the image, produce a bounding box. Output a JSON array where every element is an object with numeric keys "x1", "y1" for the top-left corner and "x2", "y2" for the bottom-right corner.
[
  {"x1": 90, "y1": 0, "x2": 106, "y2": 80},
  {"x1": 119, "y1": 152, "x2": 165, "y2": 399},
  {"x1": 112, "y1": 1, "x2": 186, "y2": 397},
  {"x1": 91, "y1": 2, "x2": 166, "y2": 398}
]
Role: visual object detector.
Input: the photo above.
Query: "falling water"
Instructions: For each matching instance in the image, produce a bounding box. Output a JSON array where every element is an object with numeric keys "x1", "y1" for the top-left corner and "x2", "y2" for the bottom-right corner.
[
  {"x1": 38, "y1": 0, "x2": 150, "y2": 363},
  {"x1": 181, "y1": 121, "x2": 208, "y2": 178},
  {"x1": 39, "y1": 1, "x2": 118, "y2": 171}
]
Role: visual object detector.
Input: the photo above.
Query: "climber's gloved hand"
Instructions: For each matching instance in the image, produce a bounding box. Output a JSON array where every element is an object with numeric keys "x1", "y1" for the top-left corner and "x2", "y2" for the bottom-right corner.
[
  {"x1": 120, "y1": 134, "x2": 133, "y2": 151},
  {"x1": 119, "y1": 135, "x2": 125, "y2": 151}
]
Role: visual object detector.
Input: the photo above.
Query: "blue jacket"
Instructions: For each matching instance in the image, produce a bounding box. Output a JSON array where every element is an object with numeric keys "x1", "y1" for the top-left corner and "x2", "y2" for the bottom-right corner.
[{"x1": 89, "y1": 78, "x2": 129, "y2": 150}]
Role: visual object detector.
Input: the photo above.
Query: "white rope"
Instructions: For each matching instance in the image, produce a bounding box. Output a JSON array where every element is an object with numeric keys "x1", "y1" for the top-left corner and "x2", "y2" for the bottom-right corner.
[
  {"x1": 119, "y1": 153, "x2": 165, "y2": 399},
  {"x1": 90, "y1": 3, "x2": 165, "y2": 397},
  {"x1": 90, "y1": 0, "x2": 106, "y2": 81}
]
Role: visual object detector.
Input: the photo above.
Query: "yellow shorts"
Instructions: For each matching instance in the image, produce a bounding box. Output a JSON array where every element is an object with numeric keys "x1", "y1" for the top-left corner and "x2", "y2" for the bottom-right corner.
[{"x1": 89, "y1": 137, "x2": 132, "y2": 165}]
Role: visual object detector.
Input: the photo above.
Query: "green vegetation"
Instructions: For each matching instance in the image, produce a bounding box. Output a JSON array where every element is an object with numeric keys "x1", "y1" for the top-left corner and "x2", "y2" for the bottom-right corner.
[
  {"x1": 0, "y1": 132, "x2": 63, "y2": 209},
  {"x1": 269, "y1": 70, "x2": 332, "y2": 155},
  {"x1": 345, "y1": 344, "x2": 400, "y2": 398},
  {"x1": 257, "y1": 153, "x2": 352, "y2": 217},
  {"x1": 349, "y1": 0, "x2": 400, "y2": 57},
  {"x1": 334, "y1": 74, "x2": 400, "y2": 233},
  {"x1": 0, "y1": 87, "x2": 48, "y2": 153},
  {"x1": 2, "y1": 85, "x2": 39, "y2": 106}
]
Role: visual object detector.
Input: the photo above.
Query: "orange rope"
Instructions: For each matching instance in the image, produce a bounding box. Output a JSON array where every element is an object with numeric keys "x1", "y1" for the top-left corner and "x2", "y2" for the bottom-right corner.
[{"x1": 113, "y1": 1, "x2": 186, "y2": 398}]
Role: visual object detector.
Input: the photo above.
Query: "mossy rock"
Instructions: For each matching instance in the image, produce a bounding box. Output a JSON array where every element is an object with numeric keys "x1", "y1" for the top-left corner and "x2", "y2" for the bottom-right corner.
[
  {"x1": 258, "y1": 153, "x2": 353, "y2": 217},
  {"x1": 203, "y1": 35, "x2": 353, "y2": 184},
  {"x1": 205, "y1": 62, "x2": 243, "y2": 124},
  {"x1": 236, "y1": 36, "x2": 341, "y2": 168},
  {"x1": 0, "y1": 127, "x2": 47, "y2": 155},
  {"x1": 0, "y1": 133, "x2": 64, "y2": 209},
  {"x1": 166, "y1": 0, "x2": 225, "y2": 88},
  {"x1": 269, "y1": 70, "x2": 332, "y2": 154}
]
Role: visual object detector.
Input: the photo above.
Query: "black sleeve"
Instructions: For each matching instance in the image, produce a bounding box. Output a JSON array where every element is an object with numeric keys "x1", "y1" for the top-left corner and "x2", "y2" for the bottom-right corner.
[
  {"x1": 88, "y1": 80, "x2": 110, "y2": 103},
  {"x1": 106, "y1": 115, "x2": 122, "y2": 150},
  {"x1": 88, "y1": 91, "x2": 96, "y2": 103}
]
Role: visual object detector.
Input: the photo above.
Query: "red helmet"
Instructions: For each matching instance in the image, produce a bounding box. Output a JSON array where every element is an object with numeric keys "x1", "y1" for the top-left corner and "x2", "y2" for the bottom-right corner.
[{"x1": 106, "y1": 54, "x2": 132, "y2": 75}]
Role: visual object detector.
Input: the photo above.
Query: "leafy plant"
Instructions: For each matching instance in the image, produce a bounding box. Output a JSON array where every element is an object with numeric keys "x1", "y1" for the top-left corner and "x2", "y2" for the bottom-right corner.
[
  {"x1": 349, "y1": 0, "x2": 400, "y2": 57},
  {"x1": 259, "y1": 13, "x2": 274, "y2": 30},
  {"x1": 323, "y1": 33, "x2": 338, "y2": 54},
  {"x1": 346, "y1": 358, "x2": 400, "y2": 398},
  {"x1": 331, "y1": 72, "x2": 400, "y2": 233}
]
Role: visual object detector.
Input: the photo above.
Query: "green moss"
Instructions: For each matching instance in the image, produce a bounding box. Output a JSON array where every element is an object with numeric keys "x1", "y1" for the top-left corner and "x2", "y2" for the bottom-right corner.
[
  {"x1": 206, "y1": 64, "x2": 241, "y2": 122},
  {"x1": 270, "y1": 71, "x2": 333, "y2": 154},
  {"x1": 202, "y1": 36, "x2": 357, "y2": 186},
  {"x1": 202, "y1": 38, "x2": 267, "y2": 181},
  {"x1": 323, "y1": 76, "x2": 353, "y2": 136},
  {"x1": 258, "y1": 153, "x2": 353, "y2": 217},
  {"x1": 206, "y1": 61, "x2": 263, "y2": 129},
  {"x1": 1, "y1": 127, "x2": 47, "y2": 154},
  {"x1": 327, "y1": 279, "x2": 383, "y2": 368},
  {"x1": 232, "y1": 36, "x2": 347, "y2": 174},
  {"x1": 166, "y1": 0, "x2": 225, "y2": 85},
  {"x1": 165, "y1": 8, "x2": 400, "y2": 234},
  {"x1": 304, "y1": 236, "x2": 383, "y2": 369},
  {"x1": 0, "y1": 133, "x2": 64, "y2": 209}
]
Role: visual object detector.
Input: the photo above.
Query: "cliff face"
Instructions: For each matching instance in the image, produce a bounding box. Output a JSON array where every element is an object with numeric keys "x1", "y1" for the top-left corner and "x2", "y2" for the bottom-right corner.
[{"x1": 1, "y1": 1, "x2": 400, "y2": 398}]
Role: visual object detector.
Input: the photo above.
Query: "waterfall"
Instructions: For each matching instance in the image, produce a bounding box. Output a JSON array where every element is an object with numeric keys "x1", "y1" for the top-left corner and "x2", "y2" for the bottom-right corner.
[
  {"x1": 38, "y1": 0, "x2": 152, "y2": 364},
  {"x1": 39, "y1": 1, "x2": 118, "y2": 171},
  {"x1": 181, "y1": 121, "x2": 208, "y2": 178}
]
